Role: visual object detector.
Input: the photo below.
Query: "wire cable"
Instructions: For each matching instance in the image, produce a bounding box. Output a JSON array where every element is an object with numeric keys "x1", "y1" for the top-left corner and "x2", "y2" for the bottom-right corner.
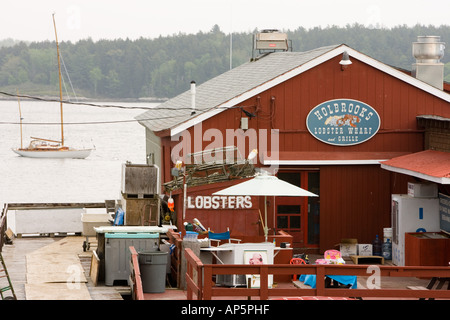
[
  {"x1": 0, "y1": 90, "x2": 249, "y2": 111},
  {"x1": 0, "y1": 91, "x2": 155, "y2": 110},
  {"x1": 0, "y1": 91, "x2": 265, "y2": 126},
  {"x1": 0, "y1": 114, "x2": 188, "y2": 126}
]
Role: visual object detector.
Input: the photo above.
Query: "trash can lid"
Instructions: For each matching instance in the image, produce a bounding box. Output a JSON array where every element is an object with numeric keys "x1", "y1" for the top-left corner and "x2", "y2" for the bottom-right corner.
[
  {"x1": 139, "y1": 251, "x2": 168, "y2": 256},
  {"x1": 105, "y1": 232, "x2": 159, "y2": 239},
  {"x1": 138, "y1": 251, "x2": 168, "y2": 264}
]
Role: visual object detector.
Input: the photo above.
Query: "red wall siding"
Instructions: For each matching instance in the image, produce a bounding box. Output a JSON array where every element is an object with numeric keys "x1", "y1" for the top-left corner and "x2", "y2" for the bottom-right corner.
[
  {"x1": 160, "y1": 53, "x2": 450, "y2": 252},
  {"x1": 319, "y1": 165, "x2": 411, "y2": 251},
  {"x1": 185, "y1": 55, "x2": 450, "y2": 158}
]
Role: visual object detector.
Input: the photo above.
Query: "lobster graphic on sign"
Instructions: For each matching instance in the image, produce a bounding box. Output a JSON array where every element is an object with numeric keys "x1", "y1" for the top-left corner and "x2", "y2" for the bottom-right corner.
[
  {"x1": 306, "y1": 99, "x2": 380, "y2": 146},
  {"x1": 325, "y1": 114, "x2": 361, "y2": 128}
]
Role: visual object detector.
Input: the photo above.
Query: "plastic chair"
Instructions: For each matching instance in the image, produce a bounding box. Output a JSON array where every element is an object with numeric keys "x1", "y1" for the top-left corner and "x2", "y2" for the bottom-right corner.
[
  {"x1": 208, "y1": 227, "x2": 242, "y2": 247},
  {"x1": 290, "y1": 258, "x2": 306, "y2": 281}
]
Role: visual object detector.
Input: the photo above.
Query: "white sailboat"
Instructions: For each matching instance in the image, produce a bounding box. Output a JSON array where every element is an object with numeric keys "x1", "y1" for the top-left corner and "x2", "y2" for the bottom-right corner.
[{"x1": 12, "y1": 14, "x2": 93, "y2": 159}]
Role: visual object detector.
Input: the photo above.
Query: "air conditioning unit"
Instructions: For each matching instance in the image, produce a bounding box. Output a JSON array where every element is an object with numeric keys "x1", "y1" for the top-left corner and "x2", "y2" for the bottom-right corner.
[
  {"x1": 255, "y1": 30, "x2": 288, "y2": 51},
  {"x1": 216, "y1": 274, "x2": 246, "y2": 287},
  {"x1": 407, "y1": 182, "x2": 438, "y2": 198}
]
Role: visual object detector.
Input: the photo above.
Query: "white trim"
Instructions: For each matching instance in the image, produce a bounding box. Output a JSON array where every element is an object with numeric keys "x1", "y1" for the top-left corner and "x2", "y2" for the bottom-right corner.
[
  {"x1": 264, "y1": 159, "x2": 388, "y2": 165},
  {"x1": 170, "y1": 45, "x2": 450, "y2": 137},
  {"x1": 380, "y1": 163, "x2": 450, "y2": 185}
]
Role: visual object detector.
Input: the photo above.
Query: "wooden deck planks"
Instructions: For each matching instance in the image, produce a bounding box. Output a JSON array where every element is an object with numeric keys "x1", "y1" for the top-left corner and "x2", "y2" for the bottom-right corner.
[
  {"x1": 25, "y1": 283, "x2": 92, "y2": 300},
  {"x1": 24, "y1": 237, "x2": 90, "y2": 299},
  {"x1": 1, "y1": 236, "x2": 124, "y2": 300}
]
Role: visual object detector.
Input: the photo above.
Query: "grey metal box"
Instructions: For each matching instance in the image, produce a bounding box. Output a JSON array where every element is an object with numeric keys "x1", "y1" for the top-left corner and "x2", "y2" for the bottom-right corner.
[{"x1": 104, "y1": 232, "x2": 159, "y2": 286}]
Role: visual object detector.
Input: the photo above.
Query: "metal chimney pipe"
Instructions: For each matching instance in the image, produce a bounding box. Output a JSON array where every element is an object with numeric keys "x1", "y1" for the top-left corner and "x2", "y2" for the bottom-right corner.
[
  {"x1": 190, "y1": 80, "x2": 196, "y2": 115},
  {"x1": 412, "y1": 36, "x2": 445, "y2": 90}
]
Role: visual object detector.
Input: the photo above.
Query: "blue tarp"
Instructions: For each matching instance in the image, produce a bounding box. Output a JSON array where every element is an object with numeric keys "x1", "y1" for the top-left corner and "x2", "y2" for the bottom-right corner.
[{"x1": 299, "y1": 274, "x2": 357, "y2": 289}]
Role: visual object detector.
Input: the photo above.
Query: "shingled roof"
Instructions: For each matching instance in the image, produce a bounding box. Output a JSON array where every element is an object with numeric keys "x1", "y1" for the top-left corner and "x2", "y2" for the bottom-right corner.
[
  {"x1": 136, "y1": 43, "x2": 450, "y2": 136},
  {"x1": 135, "y1": 45, "x2": 339, "y2": 134}
]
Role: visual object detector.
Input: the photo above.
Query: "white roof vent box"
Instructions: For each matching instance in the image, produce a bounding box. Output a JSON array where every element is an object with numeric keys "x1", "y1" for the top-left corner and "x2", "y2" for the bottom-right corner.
[
  {"x1": 255, "y1": 29, "x2": 289, "y2": 51},
  {"x1": 252, "y1": 29, "x2": 291, "y2": 61}
]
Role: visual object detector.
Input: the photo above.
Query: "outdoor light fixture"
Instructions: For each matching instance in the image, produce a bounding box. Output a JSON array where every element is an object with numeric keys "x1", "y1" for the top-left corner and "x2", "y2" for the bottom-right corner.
[{"x1": 339, "y1": 51, "x2": 352, "y2": 70}]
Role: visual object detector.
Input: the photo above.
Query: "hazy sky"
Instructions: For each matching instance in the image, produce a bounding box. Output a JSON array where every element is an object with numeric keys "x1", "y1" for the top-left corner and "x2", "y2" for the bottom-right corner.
[{"x1": 3, "y1": 0, "x2": 450, "y2": 42}]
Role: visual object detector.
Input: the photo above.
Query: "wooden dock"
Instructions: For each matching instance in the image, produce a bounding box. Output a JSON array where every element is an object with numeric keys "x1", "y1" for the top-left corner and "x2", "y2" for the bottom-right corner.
[
  {"x1": 1, "y1": 235, "x2": 125, "y2": 300},
  {"x1": 2, "y1": 235, "x2": 440, "y2": 301}
]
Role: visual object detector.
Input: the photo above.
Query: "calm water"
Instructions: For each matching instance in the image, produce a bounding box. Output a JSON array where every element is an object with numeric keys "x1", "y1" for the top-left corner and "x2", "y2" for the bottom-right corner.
[{"x1": 0, "y1": 99, "x2": 157, "y2": 207}]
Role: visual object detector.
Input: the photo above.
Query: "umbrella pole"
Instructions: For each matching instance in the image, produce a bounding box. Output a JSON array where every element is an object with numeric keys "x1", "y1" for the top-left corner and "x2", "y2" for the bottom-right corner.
[
  {"x1": 258, "y1": 209, "x2": 265, "y2": 233},
  {"x1": 264, "y1": 195, "x2": 268, "y2": 242}
]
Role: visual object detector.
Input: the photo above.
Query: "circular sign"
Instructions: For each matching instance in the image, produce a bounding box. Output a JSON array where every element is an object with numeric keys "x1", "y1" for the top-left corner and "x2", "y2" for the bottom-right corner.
[{"x1": 306, "y1": 99, "x2": 380, "y2": 146}]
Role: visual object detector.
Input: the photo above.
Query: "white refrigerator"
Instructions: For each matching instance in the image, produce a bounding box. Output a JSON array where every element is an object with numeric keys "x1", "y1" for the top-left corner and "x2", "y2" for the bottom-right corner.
[
  {"x1": 391, "y1": 194, "x2": 440, "y2": 266},
  {"x1": 216, "y1": 242, "x2": 275, "y2": 287}
]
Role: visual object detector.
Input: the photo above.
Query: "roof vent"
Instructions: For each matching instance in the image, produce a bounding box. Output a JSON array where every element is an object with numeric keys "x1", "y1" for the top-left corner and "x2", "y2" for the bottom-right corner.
[
  {"x1": 255, "y1": 29, "x2": 289, "y2": 51},
  {"x1": 412, "y1": 36, "x2": 445, "y2": 90}
]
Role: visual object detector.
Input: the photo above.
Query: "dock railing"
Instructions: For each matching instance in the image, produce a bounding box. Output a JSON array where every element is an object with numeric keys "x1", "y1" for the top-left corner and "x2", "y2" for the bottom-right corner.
[
  {"x1": 0, "y1": 204, "x2": 8, "y2": 252},
  {"x1": 129, "y1": 246, "x2": 144, "y2": 300},
  {"x1": 185, "y1": 248, "x2": 450, "y2": 300},
  {"x1": 166, "y1": 229, "x2": 182, "y2": 287},
  {"x1": 185, "y1": 245, "x2": 204, "y2": 300}
]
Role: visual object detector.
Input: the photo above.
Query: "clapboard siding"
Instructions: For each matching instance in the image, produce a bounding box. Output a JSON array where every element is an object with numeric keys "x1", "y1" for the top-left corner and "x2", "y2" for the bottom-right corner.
[{"x1": 160, "y1": 51, "x2": 449, "y2": 252}]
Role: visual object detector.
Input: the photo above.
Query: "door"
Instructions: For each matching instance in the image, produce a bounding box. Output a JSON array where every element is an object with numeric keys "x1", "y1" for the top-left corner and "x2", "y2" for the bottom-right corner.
[{"x1": 275, "y1": 171, "x2": 320, "y2": 249}]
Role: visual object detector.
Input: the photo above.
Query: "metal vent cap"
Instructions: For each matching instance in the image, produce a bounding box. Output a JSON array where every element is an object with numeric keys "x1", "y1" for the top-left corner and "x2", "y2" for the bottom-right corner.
[{"x1": 412, "y1": 36, "x2": 445, "y2": 63}]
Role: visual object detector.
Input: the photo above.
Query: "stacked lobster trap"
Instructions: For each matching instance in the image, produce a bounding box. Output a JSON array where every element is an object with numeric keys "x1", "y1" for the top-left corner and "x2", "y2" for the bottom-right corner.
[{"x1": 120, "y1": 163, "x2": 161, "y2": 226}]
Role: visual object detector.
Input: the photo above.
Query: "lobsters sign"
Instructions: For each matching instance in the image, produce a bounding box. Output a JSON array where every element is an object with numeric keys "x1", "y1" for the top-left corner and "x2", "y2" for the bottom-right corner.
[{"x1": 306, "y1": 99, "x2": 380, "y2": 146}]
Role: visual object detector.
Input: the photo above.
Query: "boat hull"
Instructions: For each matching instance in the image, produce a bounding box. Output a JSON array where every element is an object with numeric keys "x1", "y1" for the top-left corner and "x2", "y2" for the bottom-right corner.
[{"x1": 12, "y1": 148, "x2": 92, "y2": 159}]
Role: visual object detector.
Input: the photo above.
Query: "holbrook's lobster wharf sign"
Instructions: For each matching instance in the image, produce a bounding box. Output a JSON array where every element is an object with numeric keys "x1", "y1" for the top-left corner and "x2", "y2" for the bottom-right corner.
[{"x1": 306, "y1": 99, "x2": 380, "y2": 146}]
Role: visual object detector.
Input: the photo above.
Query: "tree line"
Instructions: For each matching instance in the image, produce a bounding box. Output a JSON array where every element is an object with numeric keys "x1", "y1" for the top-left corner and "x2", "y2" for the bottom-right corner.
[{"x1": 0, "y1": 23, "x2": 449, "y2": 100}]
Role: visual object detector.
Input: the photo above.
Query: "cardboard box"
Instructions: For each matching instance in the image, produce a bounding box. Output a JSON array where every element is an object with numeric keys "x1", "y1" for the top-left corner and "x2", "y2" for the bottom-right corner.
[
  {"x1": 339, "y1": 239, "x2": 357, "y2": 257},
  {"x1": 357, "y1": 244, "x2": 373, "y2": 256}
]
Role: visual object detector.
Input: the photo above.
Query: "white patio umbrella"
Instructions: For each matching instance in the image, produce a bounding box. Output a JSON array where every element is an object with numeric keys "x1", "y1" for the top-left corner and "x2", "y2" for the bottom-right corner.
[{"x1": 213, "y1": 172, "x2": 318, "y2": 242}]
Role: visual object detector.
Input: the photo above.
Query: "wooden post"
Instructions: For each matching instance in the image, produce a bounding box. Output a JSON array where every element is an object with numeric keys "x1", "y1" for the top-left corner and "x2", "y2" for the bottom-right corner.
[
  {"x1": 186, "y1": 256, "x2": 193, "y2": 300},
  {"x1": 197, "y1": 261, "x2": 203, "y2": 300},
  {"x1": 203, "y1": 265, "x2": 212, "y2": 300},
  {"x1": 316, "y1": 264, "x2": 325, "y2": 296},
  {"x1": 260, "y1": 265, "x2": 269, "y2": 300}
]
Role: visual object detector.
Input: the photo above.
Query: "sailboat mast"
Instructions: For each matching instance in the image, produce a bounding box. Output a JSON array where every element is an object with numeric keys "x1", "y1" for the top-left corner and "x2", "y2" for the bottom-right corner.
[
  {"x1": 17, "y1": 89, "x2": 23, "y2": 149},
  {"x1": 52, "y1": 13, "x2": 64, "y2": 146}
]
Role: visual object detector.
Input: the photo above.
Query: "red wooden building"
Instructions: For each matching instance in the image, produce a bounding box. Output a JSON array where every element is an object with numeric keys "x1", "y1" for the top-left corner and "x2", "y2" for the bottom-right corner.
[{"x1": 137, "y1": 34, "x2": 450, "y2": 253}]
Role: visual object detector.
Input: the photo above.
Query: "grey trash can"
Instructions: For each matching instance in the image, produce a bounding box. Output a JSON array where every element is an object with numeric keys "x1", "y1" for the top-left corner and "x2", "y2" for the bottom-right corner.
[{"x1": 138, "y1": 251, "x2": 168, "y2": 293}]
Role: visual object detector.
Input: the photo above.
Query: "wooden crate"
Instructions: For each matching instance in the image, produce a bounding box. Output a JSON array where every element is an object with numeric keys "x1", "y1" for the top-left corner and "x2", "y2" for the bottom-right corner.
[
  {"x1": 121, "y1": 193, "x2": 160, "y2": 226},
  {"x1": 121, "y1": 164, "x2": 159, "y2": 195}
]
